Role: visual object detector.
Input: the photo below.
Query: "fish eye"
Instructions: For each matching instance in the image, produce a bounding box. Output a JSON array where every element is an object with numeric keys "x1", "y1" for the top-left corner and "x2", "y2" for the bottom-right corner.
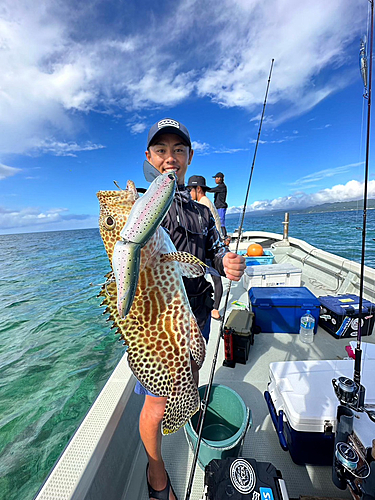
[{"x1": 103, "y1": 215, "x2": 116, "y2": 230}]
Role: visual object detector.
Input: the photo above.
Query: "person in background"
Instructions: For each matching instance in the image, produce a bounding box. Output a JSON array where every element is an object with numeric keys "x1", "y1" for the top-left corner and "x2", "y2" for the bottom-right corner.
[
  {"x1": 187, "y1": 175, "x2": 224, "y2": 321},
  {"x1": 139, "y1": 118, "x2": 246, "y2": 500},
  {"x1": 208, "y1": 172, "x2": 228, "y2": 237}
]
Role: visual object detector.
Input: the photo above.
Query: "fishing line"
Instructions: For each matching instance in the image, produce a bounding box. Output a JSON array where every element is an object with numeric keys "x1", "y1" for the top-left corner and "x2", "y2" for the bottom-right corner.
[{"x1": 184, "y1": 58, "x2": 275, "y2": 500}]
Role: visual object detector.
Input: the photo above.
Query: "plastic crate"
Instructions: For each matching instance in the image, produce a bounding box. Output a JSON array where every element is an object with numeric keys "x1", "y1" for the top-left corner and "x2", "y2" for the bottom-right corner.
[{"x1": 239, "y1": 249, "x2": 274, "y2": 266}]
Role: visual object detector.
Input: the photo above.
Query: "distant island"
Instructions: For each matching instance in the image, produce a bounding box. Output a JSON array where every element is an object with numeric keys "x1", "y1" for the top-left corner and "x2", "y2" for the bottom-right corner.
[{"x1": 227, "y1": 199, "x2": 375, "y2": 217}]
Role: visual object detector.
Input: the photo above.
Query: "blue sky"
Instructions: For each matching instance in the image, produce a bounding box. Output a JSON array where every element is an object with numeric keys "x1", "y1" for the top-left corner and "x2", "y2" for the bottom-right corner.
[{"x1": 0, "y1": 0, "x2": 374, "y2": 234}]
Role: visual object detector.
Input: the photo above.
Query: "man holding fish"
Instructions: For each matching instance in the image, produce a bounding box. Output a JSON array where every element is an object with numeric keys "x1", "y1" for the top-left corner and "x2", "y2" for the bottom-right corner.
[{"x1": 141, "y1": 118, "x2": 246, "y2": 500}]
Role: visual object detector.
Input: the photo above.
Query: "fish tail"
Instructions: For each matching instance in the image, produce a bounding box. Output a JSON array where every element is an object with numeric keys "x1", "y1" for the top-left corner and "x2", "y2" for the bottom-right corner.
[{"x1": 162, "y1": 377, "x2": 200, "y2": 435}]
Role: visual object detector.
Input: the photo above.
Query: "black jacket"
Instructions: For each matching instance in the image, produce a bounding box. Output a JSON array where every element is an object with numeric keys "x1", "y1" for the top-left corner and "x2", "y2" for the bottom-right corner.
[
  {"x1": 208, "y1": 183, "x2": 228, "y2": 209},
  {"x1": 161, "y1": 189, "x2": 227, "y2": 329}
]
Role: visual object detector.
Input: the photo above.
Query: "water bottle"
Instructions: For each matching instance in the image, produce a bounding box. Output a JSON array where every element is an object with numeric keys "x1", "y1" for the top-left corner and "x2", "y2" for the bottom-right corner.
[{"x1": 299, "y1": 310, "x2": 315, "y2": 344}]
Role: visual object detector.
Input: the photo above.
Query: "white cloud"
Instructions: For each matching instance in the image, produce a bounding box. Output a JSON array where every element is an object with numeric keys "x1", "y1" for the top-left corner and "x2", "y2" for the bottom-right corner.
[
  {"x1": 288, "y1": 162, "x2": 363, "y2": 187},
  {"x1": 213, "y1": 147, "x2": 249, "y2": 154},
  {"x1": 0, "y1": 163, "x2": 21, "y2": 180},
  {"x1": 227, "y1": 179, "x2": 375, "y2": 214},
  {"x1": 0, "y1": 0, "x2": 366, "y2": 156},
  {"x1": 29, "y1": 139, "x2": 105, "y2": 157},
  {"x1": 192, "y1": 141, "x2": 210, "y2": 154},
  {"x1": 0, "y1": 205, "x2": 96, "y2": 233},
  {"x1": 130, "y1": 122, "x2": 148, "y2": 134},
  {"x1": 192, "y1": 140, "x2": 248, "y2": 155}
]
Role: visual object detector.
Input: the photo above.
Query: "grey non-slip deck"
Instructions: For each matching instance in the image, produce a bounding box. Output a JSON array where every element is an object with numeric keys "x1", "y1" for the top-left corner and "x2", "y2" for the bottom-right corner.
[{"x1": 131, "y1": 278, "x2": 374, "y2": 499}]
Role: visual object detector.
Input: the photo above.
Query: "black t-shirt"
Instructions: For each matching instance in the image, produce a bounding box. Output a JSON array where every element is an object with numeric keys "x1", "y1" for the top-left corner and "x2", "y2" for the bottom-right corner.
[
  {"x1": 161, "y1": 189, "x2": 227, "y2": 328},
  {"x1": 208, "y1": 183, "x2": 228, "y2": 209}
]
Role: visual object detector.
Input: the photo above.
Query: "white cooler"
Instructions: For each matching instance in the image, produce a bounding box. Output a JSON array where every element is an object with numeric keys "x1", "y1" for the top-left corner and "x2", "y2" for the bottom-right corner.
[
  {"x1": 243, "y1": 263, "x2": 302, "y2": 290},
  {"x1": 264, "y1": 359, "x2": 375, "y2": 465}
]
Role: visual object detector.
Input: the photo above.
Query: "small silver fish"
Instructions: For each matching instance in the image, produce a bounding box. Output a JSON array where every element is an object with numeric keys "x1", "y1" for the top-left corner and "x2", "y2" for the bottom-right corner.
[{"x1": 112, "y1": 172, "x2": 176, "y2": 317}]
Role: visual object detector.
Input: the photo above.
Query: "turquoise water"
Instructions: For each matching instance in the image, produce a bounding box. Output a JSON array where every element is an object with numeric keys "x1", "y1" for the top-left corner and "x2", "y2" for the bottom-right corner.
[
  {"x1": 0, "y1": 229, "x2": 124, "y2": 500},
  {"x1": 0, "y1": 210, "x2": 374, "y2": 500}
]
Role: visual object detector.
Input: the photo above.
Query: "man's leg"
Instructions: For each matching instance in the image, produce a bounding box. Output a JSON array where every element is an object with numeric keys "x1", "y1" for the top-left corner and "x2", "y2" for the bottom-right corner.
[
  {"x1": 217, "y1": 208, "x2": 227, "y2": 237},
  {"x1": 139, "y1": 396, "x2": 176, "y2": 499}
]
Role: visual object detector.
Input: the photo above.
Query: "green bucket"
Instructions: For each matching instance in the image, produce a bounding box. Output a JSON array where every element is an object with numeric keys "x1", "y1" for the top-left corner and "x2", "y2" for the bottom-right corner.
[{"x1": 184, "y1": 384, "x2": 252, "y2": 470}]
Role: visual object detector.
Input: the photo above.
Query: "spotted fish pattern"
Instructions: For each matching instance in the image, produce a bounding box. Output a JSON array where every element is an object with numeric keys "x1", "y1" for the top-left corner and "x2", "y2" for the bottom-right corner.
[{"x1": 97, "y1": 177, "x2": 207, "y2": 434}]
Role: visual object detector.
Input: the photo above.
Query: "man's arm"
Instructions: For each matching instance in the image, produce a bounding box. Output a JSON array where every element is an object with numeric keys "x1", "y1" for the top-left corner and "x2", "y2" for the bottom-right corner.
[
  {"x1": 205, "y1": 211, "x2": 245, "y2": 281},
  {"x1": 207, "y1": 185, "x2": 222, "y2": 193}
]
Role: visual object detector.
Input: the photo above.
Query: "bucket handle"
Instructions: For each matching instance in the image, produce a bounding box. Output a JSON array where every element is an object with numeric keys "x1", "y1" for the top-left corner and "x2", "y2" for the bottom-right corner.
[
  {"x1": 245, "y1": 407, "x2": 252, "y2": 434},
  {"x1": 264, "y1": 391, "x2": 288, "y2": 451}
]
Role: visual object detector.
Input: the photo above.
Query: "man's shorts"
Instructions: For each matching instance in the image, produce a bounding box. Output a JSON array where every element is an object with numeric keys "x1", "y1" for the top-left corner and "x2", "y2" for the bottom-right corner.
[
  {"x1": 134, "y1": 315, "x2": 211, "y2": 397},
  {"x1": 217, "y1": 208, "x2": 227, "y2": 228}
]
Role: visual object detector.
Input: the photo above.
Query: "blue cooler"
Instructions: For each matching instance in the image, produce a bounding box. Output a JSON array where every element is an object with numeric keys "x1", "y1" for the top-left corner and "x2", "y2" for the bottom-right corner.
[
  {"x1": 249, "y1": 287, "x2": 320, "y2": 334},
  {"x1": 264, "y1": 359, "x2": 375, "y2": 465}
]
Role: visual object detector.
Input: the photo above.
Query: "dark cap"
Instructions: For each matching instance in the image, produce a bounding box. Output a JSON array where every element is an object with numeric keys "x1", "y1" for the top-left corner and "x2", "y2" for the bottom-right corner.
[
  {"x1": 187, "y1": 175, "x2": 211, "y2": 191},
  {"x1": 147, "y1": 118, "x2": 191, "y2": 148},
  {"x1": 213, "y1": 172, "x2": 224, "y2": 178}
]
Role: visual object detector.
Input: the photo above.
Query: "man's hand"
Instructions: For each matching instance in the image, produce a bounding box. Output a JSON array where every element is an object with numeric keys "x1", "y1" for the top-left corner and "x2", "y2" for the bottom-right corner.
[{"x1": 223, "y1": 252, "x2": 246, "y2": 281}]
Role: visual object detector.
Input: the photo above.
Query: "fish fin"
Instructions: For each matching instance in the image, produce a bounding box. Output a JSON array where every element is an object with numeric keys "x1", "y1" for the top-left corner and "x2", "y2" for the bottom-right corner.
[
  {"x1": 160, "y1": 251, "x2": 206, "y2": 278},
  {"x1": 162, "y1": 377, "x2": 200, "y2": 435},
  {"x1": 189, "y1": 316, "x2": 206, "y2": 369}
]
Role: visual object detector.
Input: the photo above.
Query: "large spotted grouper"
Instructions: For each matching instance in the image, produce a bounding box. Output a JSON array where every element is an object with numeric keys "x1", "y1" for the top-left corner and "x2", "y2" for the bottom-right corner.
[{"x1": 97, "y1": 173, "x2": 206, "y2": 434}]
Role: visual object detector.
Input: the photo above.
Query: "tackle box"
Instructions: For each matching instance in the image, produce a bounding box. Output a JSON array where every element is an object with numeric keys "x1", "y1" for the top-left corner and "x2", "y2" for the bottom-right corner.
[
  {"x1": 264, "y1": 359, "x2": 375, "y2": 465},
  {"x1": 319, "y1": 294, "x2": 375, "y2": 338},
  {"x1": 204, "y1": 458, "x2": 289, "y2": 500},
  {"x1": 239, "y1": 249, "x2": 274, "y2": 266},
  {"x1": 249, "y1": 287, "x2": 320, "y2": 334},
  {"x1": 223, "y1": 309, "x2": 254, "y2": 367},
  {"x1": 242, "y1": 263, "x2": 302, "y2": 290}
]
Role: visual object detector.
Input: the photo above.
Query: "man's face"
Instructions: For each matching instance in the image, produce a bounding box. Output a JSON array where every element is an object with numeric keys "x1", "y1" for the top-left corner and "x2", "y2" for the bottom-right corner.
[
  {"x1": 145, "y1": 133, "x2": 194, "y2": 184},
  {"x1": 215, "y1": 176, "x2": 222, "y2": 184}
]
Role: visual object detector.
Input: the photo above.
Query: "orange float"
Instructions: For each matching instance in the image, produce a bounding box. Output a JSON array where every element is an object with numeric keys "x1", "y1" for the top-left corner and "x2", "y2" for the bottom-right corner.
[{"x1": 246, "y1": 243, "x2": 264, "y2": 256}]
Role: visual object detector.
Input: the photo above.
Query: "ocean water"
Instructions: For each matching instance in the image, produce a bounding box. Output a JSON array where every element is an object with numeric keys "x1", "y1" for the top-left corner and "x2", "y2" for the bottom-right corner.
[
  {"x1": 226, "y1": 209, "x2": 375, "y2": 268},
  {"x1": 0, "y1": 210, "x2": 374, "y2": 500}
]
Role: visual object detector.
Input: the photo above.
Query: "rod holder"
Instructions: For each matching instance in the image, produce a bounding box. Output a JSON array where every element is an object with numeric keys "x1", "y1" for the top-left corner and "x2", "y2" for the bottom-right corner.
[{"x1": 273, "y1": 212, "x2": 290, "y2": 247}]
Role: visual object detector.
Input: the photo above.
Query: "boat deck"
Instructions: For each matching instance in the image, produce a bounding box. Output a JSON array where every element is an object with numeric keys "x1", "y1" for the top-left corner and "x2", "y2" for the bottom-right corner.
[
  {"x1": 125, "y1": 277, "x2": 374, "y2": 500},
  {"x1": 35, "y1": 234, "x2": 375, "y2": 500}
]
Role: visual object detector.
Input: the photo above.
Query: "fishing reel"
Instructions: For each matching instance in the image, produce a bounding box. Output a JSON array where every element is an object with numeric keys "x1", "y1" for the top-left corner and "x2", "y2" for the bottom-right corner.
[
  {"x1": 332, "y1": 377, "x2": 375, "y2": 422},
  {"x1": 333, "y1": 441, "x2": 371, "y2": 497}
]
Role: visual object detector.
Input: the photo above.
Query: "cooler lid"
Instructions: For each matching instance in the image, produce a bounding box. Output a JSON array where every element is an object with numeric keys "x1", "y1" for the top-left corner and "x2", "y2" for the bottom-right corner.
[
  {"x1": 249, "y1": 286, "x2": 319, "y2": 308},
  {"x1": 269, "y1": 359, "x2": 375, "y2": 432},
  {"x1": 319, "y1": 294, "x2": 375, "y2": 315},
  {"x1": 245, "y1": 263, "x2": 301, "y2": 277}
]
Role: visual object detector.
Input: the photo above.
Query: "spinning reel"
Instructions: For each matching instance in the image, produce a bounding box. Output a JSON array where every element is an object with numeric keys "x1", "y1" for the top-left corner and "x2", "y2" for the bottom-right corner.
[
  {"x1": 332, "y1": 377, "x2": 375, "y2": 423},
  {"x1": 333, "y1": 439, "x2": 373, "y2": 498}
]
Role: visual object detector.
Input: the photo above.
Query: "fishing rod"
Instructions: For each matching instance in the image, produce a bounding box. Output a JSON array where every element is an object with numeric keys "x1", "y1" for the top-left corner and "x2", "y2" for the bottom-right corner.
[
  {"x1": 355, "y1": 0, "x2": 373, "y2": 390},
  {"x1": 184, "y1": 59, "x2": 275, "y2": 500},
  {"x1": 332, "y1": 1, "x2": 375, "y2": 424}
]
